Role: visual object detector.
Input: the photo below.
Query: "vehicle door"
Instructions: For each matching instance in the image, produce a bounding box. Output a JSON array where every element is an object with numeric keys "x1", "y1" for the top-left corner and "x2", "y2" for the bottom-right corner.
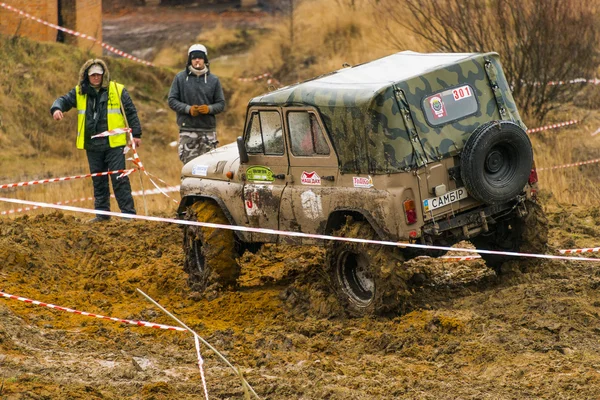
[
  {"x1": 240, "y1": 107, "x2": 289, "y2": 242},
  {"x1": 279, "y1": 108, "x2": 338, "y2": 245}
]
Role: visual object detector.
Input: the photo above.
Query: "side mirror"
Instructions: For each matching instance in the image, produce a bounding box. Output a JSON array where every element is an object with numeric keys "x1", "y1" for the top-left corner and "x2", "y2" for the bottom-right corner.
[{"x1": 237, "y1": 136, "x2": 249, "y2": 164}]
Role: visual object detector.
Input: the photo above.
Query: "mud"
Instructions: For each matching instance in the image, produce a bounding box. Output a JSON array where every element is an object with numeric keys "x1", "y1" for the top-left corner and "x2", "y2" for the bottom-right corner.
[{"x1": 1, "y1": 205, "x2": 600, "y2": 399}]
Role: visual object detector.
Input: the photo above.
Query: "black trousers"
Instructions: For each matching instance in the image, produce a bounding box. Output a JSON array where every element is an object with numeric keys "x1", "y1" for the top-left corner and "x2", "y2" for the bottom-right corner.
[{"x1": 86, "y1": 147, "x2": 136, "y2": 216}]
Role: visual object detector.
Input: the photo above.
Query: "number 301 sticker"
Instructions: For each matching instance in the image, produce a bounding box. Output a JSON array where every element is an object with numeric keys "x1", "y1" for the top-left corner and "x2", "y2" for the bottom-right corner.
[{"x1": 452, "y1": 85, "x2": 473, "y2": 101}]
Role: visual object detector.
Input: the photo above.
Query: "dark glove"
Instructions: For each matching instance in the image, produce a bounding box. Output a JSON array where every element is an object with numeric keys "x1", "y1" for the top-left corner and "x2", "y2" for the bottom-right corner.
[
  {"x1": 198, "y1": 105, "x2": 209, "y2": 114},
  {"x1": 190, "y1": 105, "x2": 200, "y2": 117}
]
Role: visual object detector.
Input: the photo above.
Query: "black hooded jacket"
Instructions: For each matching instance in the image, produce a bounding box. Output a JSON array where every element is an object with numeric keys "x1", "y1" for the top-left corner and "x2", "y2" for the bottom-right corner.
[{"x1": 168, "y1": 62, "x2": 225, "y2": 132}]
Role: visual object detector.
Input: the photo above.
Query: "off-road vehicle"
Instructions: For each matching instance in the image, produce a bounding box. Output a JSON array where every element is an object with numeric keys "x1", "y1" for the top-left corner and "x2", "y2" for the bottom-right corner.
[{"x1": 178, "y1": 51, "x2": 548, "y2": 316}]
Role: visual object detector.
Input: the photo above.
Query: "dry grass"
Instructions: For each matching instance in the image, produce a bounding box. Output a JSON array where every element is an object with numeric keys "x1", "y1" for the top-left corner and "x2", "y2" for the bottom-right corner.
[{"x1": 531, "y1": 112, "x2": 600, "y2": 206}]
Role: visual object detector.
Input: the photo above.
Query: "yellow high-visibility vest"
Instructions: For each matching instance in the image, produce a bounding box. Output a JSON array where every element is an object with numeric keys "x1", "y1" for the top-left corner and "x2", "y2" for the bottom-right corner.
[{"x1": 75, "y1": 82, "x2": 127, "y2": 149}]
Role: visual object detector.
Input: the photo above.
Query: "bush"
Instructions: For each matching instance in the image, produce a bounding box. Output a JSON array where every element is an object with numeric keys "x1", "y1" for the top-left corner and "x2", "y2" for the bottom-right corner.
[{"x1": 375, "y1": 0, "x2": 600, "y2": 123}]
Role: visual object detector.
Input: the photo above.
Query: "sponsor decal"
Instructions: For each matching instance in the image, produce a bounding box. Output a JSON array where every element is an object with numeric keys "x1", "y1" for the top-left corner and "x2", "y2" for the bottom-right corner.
[
  {"x1": 300, "y1": 171, "x2": 321, "y2": 186},
  {"x1": 301, "y1": 190, "x2": 323, "y2": 220},
  {"x1": 429, "y1": 94, "x2": 447, "y2": 119},
  {"x1": 353, "y1": 175, "x2": 374, "y2": 189},
  {"x1": 246, "y1": 166, "x2": 274, "y2": 183},
  {"x1": 244, "y1": 189, "x2": 263, "y2": 216},
  {"x1": 192, "y1": 164, "x2": 209, "y2": 177}
]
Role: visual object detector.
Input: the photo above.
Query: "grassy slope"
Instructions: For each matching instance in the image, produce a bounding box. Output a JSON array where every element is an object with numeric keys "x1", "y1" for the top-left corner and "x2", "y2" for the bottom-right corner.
[{"x1": 0, "y1": 35, "x2": 186, "y2": 215}]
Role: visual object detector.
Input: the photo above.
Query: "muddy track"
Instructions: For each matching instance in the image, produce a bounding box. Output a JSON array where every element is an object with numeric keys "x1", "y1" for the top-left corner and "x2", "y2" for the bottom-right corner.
[{"x1": 1, "y1": 207, "x2": 600, "y2": 398}]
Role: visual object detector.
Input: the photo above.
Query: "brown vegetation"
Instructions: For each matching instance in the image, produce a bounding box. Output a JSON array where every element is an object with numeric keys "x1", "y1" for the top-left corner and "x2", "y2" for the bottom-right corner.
[{"x1": 375, "y1": 0, "x2": 600, "y2": 123}]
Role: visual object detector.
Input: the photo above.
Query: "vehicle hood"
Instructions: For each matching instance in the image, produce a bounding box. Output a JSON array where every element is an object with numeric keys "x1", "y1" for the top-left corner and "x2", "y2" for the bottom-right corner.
[{"x1": 181, "y1": 142, "x2": 241, "y2": 181}]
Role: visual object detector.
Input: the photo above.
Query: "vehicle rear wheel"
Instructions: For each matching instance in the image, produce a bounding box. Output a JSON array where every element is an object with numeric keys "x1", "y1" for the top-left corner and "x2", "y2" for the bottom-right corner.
[
  {"x1": 471, "y1": 200, "x2": 548, "y2": 272},
  {"x1": 326, "y1": 219, "x2": 410, "y2": 316},
  {"x1": 183, "y1": 200, "x2": 240, "y2": 292},
  {"x1": 461, "y1": 121, "x2": 533, "y2": 205}
]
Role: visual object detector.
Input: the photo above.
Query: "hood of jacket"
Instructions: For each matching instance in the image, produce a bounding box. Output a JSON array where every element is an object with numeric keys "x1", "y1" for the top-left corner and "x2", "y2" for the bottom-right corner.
[{"x1": 78, "y1": 59, "x2": 111, "y2": 94}]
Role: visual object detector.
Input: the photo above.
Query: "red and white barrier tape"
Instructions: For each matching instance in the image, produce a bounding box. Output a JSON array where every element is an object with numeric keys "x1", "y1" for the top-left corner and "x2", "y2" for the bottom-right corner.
[
  {"x1": 90, "y1": 127, "x2": 132, "y2": 139},
  {"x1": 0, "y1": 291, "x2": 185, "y2": 331},
  {"x1": 521, "y1": 78, "x2": 600, "y2": 87},
  {"x1": 1, "y1": 196, "x2": 93, "y2": 215},
  {"x1": 131, "y1": 185, "x2": 179, "y2": 196},
  {"x1": 194, "y1": 334, "x2": 210, "y2": 400},
  {"x1": 89, "y1": 129, "x2": 179, "y2": 203},
  {"x1": 127, "y1": 131, "x2": 179, "y2": 204},
  {"x1": 537, "y1": 157, "x2": 600, "y2": 172},
  {"x1": 238, "y1": 72, "x2": 282, "y2": 87},
  {"x1": 559, "y1": 247, "x2": 600, "y2": 255},
  {"x1": 546, "y1": 78, "x2": 600, "y2": 86},
  {"x1": 238, "y1": 73, "x2": 272, "y2": 82},
  {"x1": 527, "y1": 120, "x2": 579, "y2": 134},
  {"x1": 0, "y1": 169, "x2": 136, "y2": 190},
  {"x1": 2, "y1": 196, "x2": 600, "y2": 263},
  {"x1": 440, "y1": 255, "x2": 482, "y2": 261},
  {"x1": 0, "y1": 186, "x2": 179, "y2": 216},
  {"x1": 0, "y1": 3, "x2": 153, "y2": 66}
]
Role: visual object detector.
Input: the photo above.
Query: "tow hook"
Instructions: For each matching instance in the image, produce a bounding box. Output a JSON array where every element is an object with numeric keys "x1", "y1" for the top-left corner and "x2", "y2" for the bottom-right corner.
[{"x1": 516, "y1": 196, "x2": 529, "y2": 218}]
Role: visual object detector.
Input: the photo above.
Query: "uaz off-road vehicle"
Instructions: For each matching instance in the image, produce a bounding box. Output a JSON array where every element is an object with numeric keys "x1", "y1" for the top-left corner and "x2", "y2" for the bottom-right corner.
[{"x1": 178, "y1": 51, "x2": 548, "y2": 316}]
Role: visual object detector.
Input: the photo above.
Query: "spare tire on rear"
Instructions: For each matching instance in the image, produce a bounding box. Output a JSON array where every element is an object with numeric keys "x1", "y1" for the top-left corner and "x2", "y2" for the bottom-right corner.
[{"x1": 460, "y1": 121, "x2": 533, "y2": 205}]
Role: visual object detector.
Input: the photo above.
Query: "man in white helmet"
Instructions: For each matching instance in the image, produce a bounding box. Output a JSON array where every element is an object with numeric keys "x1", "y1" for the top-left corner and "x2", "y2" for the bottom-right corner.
[{"x1": 168, "y1": 44, "x2": 226, "y2": 164}]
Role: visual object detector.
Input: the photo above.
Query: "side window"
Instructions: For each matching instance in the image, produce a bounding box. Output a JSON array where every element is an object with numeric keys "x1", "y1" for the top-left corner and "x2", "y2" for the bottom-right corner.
[
  {"x1": 244, "y1": 111, "x2": 284, "y2": 155},
  {"x1": 261, "y1": 111, "x2": 284, "y2": 155},
  {"x1": 422, "y1": 84, "x2": 478, "y2": 126},
  {"x1": 288, "y1": 112, "x2": 330, "y2": 156},
  {"x1": 245, "y1": 113, "x2": 263, "y2": 153}
]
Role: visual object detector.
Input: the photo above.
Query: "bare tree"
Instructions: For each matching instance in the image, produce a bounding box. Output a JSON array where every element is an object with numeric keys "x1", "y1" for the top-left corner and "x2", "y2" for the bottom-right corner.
[{"x1": 375, "y1": 0, "x2": 600, "y2": 123}]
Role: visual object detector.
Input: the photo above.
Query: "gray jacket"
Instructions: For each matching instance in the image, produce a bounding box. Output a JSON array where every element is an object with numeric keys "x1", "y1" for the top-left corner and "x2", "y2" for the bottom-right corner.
[{"x1": 168, "y1": 68, "x2": 225, "y2": 131}]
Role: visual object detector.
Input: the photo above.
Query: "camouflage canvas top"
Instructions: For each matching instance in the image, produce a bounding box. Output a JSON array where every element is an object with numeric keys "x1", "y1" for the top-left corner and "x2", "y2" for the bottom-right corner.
[{"x1": 250, "y1": 52, "x2": 523, "y2": 174}]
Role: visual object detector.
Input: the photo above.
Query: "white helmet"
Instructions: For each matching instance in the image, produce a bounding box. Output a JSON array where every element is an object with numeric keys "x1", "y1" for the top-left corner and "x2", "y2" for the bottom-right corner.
[{"x1": 188, "y1": 44, "x2": 207, "y2": 56}]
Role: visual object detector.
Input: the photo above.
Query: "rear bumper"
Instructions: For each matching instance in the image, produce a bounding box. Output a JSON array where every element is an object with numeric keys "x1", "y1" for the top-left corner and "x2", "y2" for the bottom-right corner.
[{"x1": 422, "y1": 199, "x2": 520, "y2": 238}]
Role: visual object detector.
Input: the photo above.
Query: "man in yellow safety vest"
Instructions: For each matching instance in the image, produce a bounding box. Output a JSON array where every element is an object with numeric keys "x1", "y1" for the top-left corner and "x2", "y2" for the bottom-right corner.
[{"x1": 51, "y1": 59, "x2": 142, "y2": 223}]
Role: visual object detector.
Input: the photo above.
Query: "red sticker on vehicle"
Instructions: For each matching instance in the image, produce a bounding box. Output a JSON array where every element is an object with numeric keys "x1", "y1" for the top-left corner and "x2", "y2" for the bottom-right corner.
[
  {"x1": 301, "y1": 171, "x2": 321, "y2": 186},
  {"x1": 429, "y1": 95, "x2": 447, "y2": 119},
  {"x1": 452, "y1": 85, "x2": 473, "y2": 101}
]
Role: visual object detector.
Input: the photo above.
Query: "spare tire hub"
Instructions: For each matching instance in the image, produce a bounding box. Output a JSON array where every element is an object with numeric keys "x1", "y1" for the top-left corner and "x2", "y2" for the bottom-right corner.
[{"x1": 485, "y1": 149, "x2": 504, "y2": 174}]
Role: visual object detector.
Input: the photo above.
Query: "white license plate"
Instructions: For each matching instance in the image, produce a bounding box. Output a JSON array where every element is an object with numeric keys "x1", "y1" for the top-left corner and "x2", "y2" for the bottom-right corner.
[{"x1": 423, "y1": 187, "x2": 468, "y2": 212}]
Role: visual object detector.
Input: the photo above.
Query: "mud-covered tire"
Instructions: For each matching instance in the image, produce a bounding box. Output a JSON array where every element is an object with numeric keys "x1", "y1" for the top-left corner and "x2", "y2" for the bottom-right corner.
[
  {"x1": 183, "y1": 200, "x2": 240, "y2": 292},
  {"x1": 471, "y1": 200, "x2": 548, "y2": 272},
  {"x1": 461, "y1": 121, "x2": 533, "y2": 205},
  {"x1": 518, "y1": 200, "x2": 549, "y2": 255},
  {"x1": 326, "y1": 220, "x2": 409, "y2": 316}
]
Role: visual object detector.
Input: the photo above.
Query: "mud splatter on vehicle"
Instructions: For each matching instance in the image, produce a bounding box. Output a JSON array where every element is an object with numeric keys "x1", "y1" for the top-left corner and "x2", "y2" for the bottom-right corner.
[{"x1": 178, "y1": 51, "x2": 548, "y2": 315}]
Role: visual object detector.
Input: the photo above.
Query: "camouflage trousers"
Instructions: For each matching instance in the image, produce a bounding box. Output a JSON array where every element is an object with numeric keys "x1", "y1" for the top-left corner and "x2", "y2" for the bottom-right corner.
[{"x1": 178, "y1": 130, "x2": 218, "y2": 164}]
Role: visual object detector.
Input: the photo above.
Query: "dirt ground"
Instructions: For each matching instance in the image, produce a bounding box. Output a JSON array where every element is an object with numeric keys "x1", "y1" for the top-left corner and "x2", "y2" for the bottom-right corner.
[{"x1": 2, "y1": 203, "x2": 600, "y2": 399}]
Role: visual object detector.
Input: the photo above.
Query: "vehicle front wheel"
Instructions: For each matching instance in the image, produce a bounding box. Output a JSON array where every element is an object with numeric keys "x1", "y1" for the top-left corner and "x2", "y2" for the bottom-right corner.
[
  {"x1": 326, "y1": 219, "x2": 410, "y2": 316},
  {"x1": 183, "y1": 200, "x2": 240, "y2": 293}
]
